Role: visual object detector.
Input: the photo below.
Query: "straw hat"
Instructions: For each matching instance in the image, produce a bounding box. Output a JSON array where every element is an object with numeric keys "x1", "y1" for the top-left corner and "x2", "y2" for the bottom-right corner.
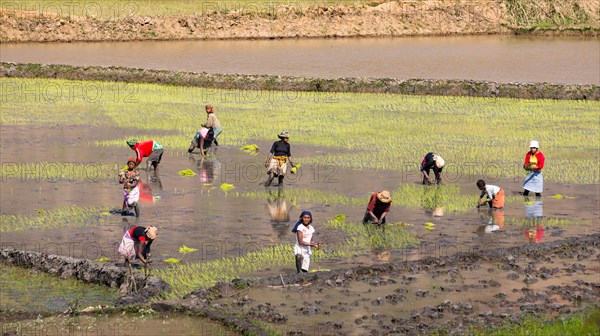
[
  {"x1": 434, "y1": 155, "x2": 445, "y2": 169},
  {"x1": 278, "y1": 131, "x2": 290, "y2": 139},
  {"x1": 529, "y1": 140, "x2": 539, "y2": 148},
  {"x1": 145, "y1": 225, "x2": 158, "y2": 240},
  {"x1": 377, "y1": 190, "x2": 392, "y2": 203}
]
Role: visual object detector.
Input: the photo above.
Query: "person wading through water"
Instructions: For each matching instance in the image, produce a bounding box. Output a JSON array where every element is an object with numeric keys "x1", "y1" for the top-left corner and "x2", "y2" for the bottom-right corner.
[
  {"x1": 291, "y1": 211, "x2": 322, "y2": 273},
  {"x1": 264, "y1": 131, "x2": 298, "y2": 187}
]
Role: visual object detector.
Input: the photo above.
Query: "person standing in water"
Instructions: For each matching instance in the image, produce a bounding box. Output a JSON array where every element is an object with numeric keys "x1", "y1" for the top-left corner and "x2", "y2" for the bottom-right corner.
[
  {"x1": 264, "y1": 131, "x2": 298, "y2": 187},
  {"x1": 202, "y1": 104, "x2": 222, "y2": 146},
  {"x1": 118, "y1": 158, "x2": 140, "y2": 216},
  {"x1": 523, "y1": 140, "x2": 545, "y2": 198}
]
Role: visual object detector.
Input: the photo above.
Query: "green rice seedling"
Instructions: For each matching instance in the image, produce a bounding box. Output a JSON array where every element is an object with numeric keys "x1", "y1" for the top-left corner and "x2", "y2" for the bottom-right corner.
[
  {"x1": 178, "y1": 246, "x2": 199, "y2": 255},
  {"x1": 0, "y1": 206, "x2": 112, "y2": 233},
  {"x1": 2, "y1": 78, "x2": 598, "y2": 184},
  {"x1": 469, "y1": 306, "x2": 600, "y2": 336},
  {"x1": 178, "y1": 169, "x2": 196, "y2": 176},
  {"x1": 240, "y1": 144, "x2": 260, "y2": 155},
  {"x1": 154, "y1": 215, "x2": 418, "y2": 299}
]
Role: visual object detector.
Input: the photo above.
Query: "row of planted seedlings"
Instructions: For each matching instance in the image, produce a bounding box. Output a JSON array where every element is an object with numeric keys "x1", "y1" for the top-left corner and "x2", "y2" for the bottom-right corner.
[
  {"x1": 0, "y1": 206, "x2": 113, "y2": 233},
  {"x1": 236, "y1": 184, "x2": 515, "y2": 213},
  {"x1": 154, "y1": 214, "x2": 419, "y2": 299},
  {"x1": 2, "y1": 78, "x2": 598, "y2": 184}
]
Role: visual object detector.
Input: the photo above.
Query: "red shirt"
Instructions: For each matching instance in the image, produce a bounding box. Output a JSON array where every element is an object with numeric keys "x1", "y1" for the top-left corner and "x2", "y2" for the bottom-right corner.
[
  {"x1": 133, "y1": 140, "x2": 154, "y2": 163},
  {"x1": 366, "y1": 193, "x2": 391, "y2": 215},
  {"x1": 524, "y1": 151, "x2": 545, "y2": 170},
  {"x1": 129, "y1": 225, "x2": 147, "y2": 242}
]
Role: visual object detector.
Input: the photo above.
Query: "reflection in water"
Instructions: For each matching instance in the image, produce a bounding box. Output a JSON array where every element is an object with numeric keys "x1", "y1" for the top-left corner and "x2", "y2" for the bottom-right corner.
[
  {"x1": 426, "y1": 207, "x2": 444, "y2": 217},
  {"x1": 190, "y1": 156, "x2": 221, "y2": 185},
  {"x1": 375, "y1": 249, "x2": 391, "y2": 262},
  {"x1": 476, "y1": 208, "x2": 505, "y2": 235},
  {"x1": 421, "y1": 186, "x2": 444, "y2": 214},
  {"x1": 139, "y1": 177, "x2": 163, "y2": 203},
  {"x1": 266, "y1": 189, "x2": 291, "y2": 238},
  {"x1": 524, "y1": 197, "x2": 544, "y2": 243}
]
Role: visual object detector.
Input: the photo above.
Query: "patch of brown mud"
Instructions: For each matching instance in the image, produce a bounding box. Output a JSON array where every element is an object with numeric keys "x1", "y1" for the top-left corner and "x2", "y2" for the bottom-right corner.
[
  {"x1": 2, "y1": 0, "x2": 599, "y2": 43},
  {"x1": 0, "y1": 1, "x2": 512, "y2": 43},
  {"x1": 180, "y1": 234, "x2": 600, "y2": 335}
]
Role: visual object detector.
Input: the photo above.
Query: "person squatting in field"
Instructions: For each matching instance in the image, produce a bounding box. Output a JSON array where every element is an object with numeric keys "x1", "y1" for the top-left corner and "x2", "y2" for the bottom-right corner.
[
  {"x1": 264, "y1": 131, "x2": 298, "y2": 187},
  {"x1": 127, "y1": 139, "x2": 164, "y2": 173},
  {"x1": 476, "y1": 179, "x2": 505, "y2": 209},
  {"x1": 291, "y1": 211, "x2": 322, "y2": 273},
  {"x1": 119, "y1": 158, "x2": 140, "y2": 216}
]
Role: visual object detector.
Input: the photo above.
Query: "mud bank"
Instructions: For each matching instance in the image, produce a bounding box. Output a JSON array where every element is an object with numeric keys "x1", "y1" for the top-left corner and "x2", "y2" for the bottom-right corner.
[
  {"x1": 1, "y1": 0, "x2": 598, "y2": 43},
  {"x1": 2, "y1": 62, "x2": 599, "y2": 100},
  {"x1": 0, "y1": 249, "x2": 170, "y2": 305},
  {"x1": 168, "y1": 233, "x2": 600, "y2": 335},
  {"x1": 2, "y1": 235, "x2": 598, "y2": 335}
]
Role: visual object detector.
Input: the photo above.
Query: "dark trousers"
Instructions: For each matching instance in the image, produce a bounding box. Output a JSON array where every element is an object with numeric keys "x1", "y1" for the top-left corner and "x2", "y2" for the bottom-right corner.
[{"x1": 362, "y1": 211, "x2": 387, "y2": 225}]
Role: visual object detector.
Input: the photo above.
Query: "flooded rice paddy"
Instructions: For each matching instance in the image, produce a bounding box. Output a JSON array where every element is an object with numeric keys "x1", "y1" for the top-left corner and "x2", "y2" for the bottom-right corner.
[{"x1": 0, "y1": 76, "x2": 598, "y2": 334}]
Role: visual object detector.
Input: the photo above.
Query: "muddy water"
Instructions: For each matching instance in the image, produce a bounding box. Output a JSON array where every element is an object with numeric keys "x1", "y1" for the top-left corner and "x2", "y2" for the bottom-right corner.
[
  {"x1": 1, "y1": 124, "x2": 598, "y2": 275},
  {"x1": 1, "y1": 36, "x2": 599, "y2": 84},
  {"x1": 212, "y1": 248, "x2": 600, "y2": 335},
  {"x1": 1, "y1": 313, "x2": 237, "y2": 336},
  {"x1": 0, "y1": 264, "x2": 118, "y2": 313}
]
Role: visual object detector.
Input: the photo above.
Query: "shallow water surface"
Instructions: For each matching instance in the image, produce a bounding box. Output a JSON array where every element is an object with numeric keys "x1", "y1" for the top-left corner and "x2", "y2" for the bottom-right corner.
[
  {"x1": 0, "y1": 264, "x2": 118, "y2": 313},
  {"x1": 2, "y1": 36, "x2": 599, "y2": 84},
  {"x1": 1, "y1": 125, "x2": 598, "y2": 272}
]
